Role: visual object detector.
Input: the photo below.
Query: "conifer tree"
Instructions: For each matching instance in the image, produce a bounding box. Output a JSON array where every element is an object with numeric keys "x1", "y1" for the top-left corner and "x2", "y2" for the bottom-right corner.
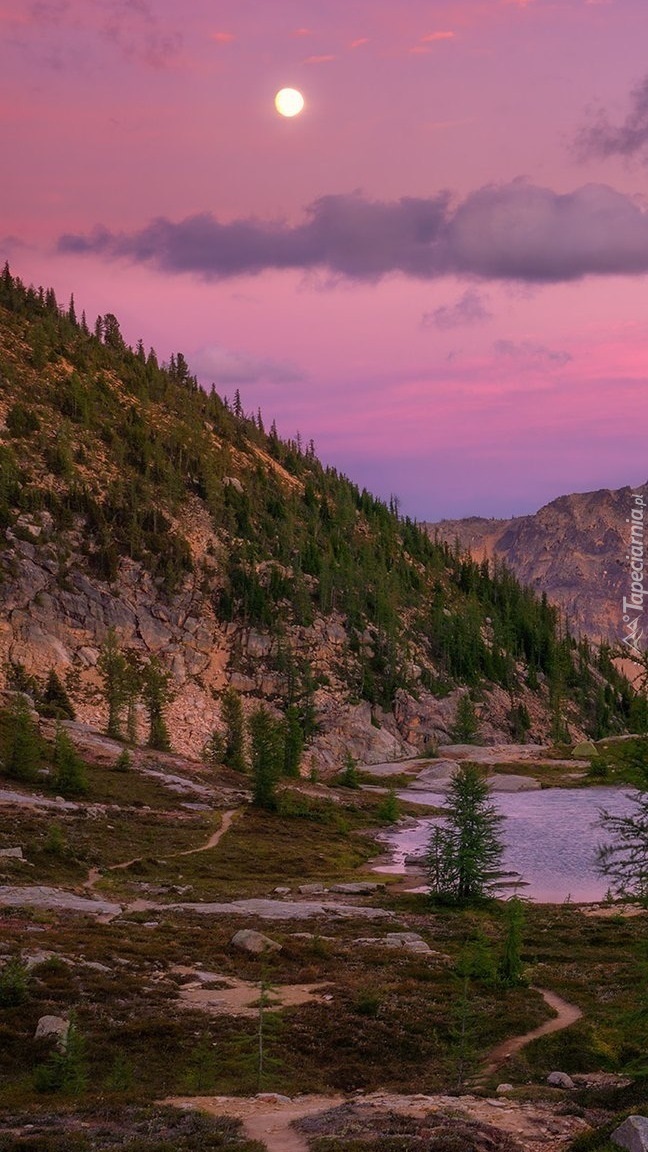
[
  {"x1": 426, "y1": 763, "x2": 504, "y2": 904},
  {"x1": 2, "y1": 695, "x2": 41, "y2": 782},
  {"x1": 97, "y1": 629, "x2": 128, "y2": 740},
  {"x1": 249, "y1": 707, "x2": 283, "y2": 810},
  {"x1": 499, "y1": 897, "x2": 525, "y2": 985},
  {"x1": 282, "y1": 705, "x2": 303, "y2": 778},
  {"x1": 41, "y1": 669, "x2": 76, "y2": 720},
  {"x1": 221, "y1": 687, "x2": 246, "y2": 772},
  {"x1": 52, "y1": 725, "x2": 88, "y2": 797},
  {"x1": 141, "y1": 657, "x2": 173, "y2": 752},
  {"x1": 451, "y1": 694, "x2": 479, "y2": 743}
]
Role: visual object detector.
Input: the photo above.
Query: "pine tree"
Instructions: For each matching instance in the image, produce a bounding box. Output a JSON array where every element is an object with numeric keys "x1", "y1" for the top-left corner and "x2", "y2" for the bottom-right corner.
[
  {"x1": 451, "y1": 694, "x2": 479, "y2": 743},
  {"x1": 499, "y1": 897, "x2": 525, "y2": 985},
  {"x1": 426, "y1": 763, "x2": 504, "y2": 904},
  {"x1": 41, "y1": 669, "x2": 75, "y2": 720},
  {"x1": 97, "y1": 630, "x2": 128, "y2": 740},
  {"x1": 597, "y1": 789, "x2": 648, "y2": 903},
  {"x1": 249, "y1": 707, "x2": 283, "y2": 810},
  {"x1": 2, "y1": 695, "x2": 41, "y2": 782},
  {"x1": 141, "y1": 657, "x2": 173, "y2": 752},
  {"x1": 221, "y1": 687, "x2": 246, "y2": 772},
  {"x1": 282, "y1": 705, "x2": 303, "y2": 777},
  {"x1": 51, "y1": 725, "x2": 88, "y2": 797}
]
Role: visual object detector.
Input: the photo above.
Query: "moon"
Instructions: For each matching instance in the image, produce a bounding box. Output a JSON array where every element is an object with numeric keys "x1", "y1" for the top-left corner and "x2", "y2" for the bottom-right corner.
[{"x1": 274, "y1": 88, "x2": 305, "y2": 118}]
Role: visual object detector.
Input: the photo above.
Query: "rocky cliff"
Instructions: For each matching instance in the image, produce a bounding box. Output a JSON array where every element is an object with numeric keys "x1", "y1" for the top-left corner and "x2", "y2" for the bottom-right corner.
[{"x1": 427, "y1": 482, "x2": 648, "y2": 649}]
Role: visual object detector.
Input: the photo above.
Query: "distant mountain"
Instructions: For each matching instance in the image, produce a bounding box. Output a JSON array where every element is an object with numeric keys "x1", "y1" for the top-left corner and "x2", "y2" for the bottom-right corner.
[
  {"x1": 0, "y1": 264, "x2": 640, "y2": 762},
  {"x1": 426, "y1": 482, "x2": 648, "y2": 648}
]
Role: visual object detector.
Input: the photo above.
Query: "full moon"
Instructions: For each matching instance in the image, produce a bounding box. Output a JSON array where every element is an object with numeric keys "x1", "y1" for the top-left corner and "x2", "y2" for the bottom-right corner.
[{"x1": 274, "y1": 88, "x2": 305, "y2": 118}]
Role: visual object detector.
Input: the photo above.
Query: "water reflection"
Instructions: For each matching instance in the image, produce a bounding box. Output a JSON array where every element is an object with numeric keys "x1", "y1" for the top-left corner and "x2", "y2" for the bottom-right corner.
[{"x1": 382, "y1": 786, "x2": 637, "y2": 903}]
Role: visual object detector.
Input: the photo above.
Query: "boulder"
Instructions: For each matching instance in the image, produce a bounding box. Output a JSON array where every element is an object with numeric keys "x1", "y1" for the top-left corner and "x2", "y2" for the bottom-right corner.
[
  {"x1": 496, "y1": 1083, "x2": 514, "y2": 1094},
  {"x1": 547, "y1": 1071, "x2": 576, "y2": 1089},
  {"x1": 572, "y1": 741, "x2": 597, "y2": 759},
  {"x1": 231, "y1": 929, "x2": 282, "y2": 955},
  {"x1": 34, "y1": 1015, "x2": 69, "y2": 1049},
  {"x1": 0, "y1": 847, "x2": 24, "y2": 860},
  {"x1": 612, "y1": 1116, "x2": 648, "y2": 1152},
  {"x1": 298, "y1": 884, "x2": 328, "y2": 895},
  {"x1": 330, "y1": 882, "x2": 383, "y2": 895},
  {"x1": 255, "y1": 1093, "x2": 292, "y2": 1104}
]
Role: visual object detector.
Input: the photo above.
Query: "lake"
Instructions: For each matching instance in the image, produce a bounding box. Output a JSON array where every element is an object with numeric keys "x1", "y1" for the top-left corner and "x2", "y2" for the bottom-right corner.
[{"x1": 381, "y1": 785, "x2": 638, "y2": 903}]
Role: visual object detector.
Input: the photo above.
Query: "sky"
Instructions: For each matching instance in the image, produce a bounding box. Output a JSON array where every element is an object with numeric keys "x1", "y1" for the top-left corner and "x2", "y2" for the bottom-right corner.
[{"x1": 3, "y1": 0, "x2": 648, "y2": 520}]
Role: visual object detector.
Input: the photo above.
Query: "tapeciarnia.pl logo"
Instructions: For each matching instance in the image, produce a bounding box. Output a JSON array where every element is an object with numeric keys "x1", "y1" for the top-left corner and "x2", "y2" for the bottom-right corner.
[{"x1": 621, "y1": 491, "x2": 646, "y2": 657}]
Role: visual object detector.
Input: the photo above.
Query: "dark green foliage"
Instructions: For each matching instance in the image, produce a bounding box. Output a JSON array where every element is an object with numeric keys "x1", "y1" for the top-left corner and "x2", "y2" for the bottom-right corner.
[
  {"x1": 1, "y1": 694, "x2": 42, "y2": 781},
  {"x1": 141, "y1": 657, "x2": 173, "y2": 752},
  {"x1": 5, "y1": 401, "x2": 40, "y2": 437},
  {"x1": 0, "y1": 956, "x2": 30, "y2": 1006},
  {"x1": 204, "y1": 728, "x2": 226, "y2": 768},
  {"x1": 426, "y1": 763, "x2": 504, "y2": 904},
  {"x1": 220, "y1": 687, "x2": 246, "y2": 772},
  {"x1": 376, "y1": 788, "x2": 400, "y2": 824},
  {"x1": 97, "y1": 629, "x2": 129, "y2": 740},
  {"x1": 338, "y1": 752, "x2": 360, "y2": 789},
  {"x1": 248, "y1": 706, "x2": 284, "y2": 810},
  {"x1": 282, "y1": 705, "x2": 303, "y2": 777},
  {"x1": 451, "y1": 694, "x2": 479, "y2": 743},
  {"x1": 51, "y1": 724, "x2": 88, "y2": 797},
  {"x1": 33, "y1": 1016, "x2": 87, "y2": 1095},
  {"x1": 499, "y1": 897, "x2": 525, "y2": 985},
  {"x1": 113, "y1": 748, "x2": 132, "y2": 772},
  {"x1": 40, "y1": 669, "x2": 76, "y2": 720},
  {"x1": 597, "y1": 786, "x2": 648, "y2": 903}
]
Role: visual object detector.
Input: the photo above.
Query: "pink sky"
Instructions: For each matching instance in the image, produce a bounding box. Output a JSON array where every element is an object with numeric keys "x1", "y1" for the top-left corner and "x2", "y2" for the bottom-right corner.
[{"x1": 3, "y1": 0, "x2": 648, "y2": 518}]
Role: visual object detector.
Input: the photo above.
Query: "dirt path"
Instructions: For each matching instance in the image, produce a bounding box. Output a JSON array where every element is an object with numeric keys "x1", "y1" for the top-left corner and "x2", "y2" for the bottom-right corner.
[
  {"x1": 83, "y1": 808, "x2": 240, "y2": 889},
  {"x1": 165, "y1": 1086, "x2": 589, "y2": 1152},
  {"x1": 166, "y1": 1094, "x2": 345, "y2": 1152},
  {"x1": 175, "y1": 808, "x2": 240, "y2": 856},
  {"x1": 480, "y1": 987, "x2": 583, "y2": 1079}
]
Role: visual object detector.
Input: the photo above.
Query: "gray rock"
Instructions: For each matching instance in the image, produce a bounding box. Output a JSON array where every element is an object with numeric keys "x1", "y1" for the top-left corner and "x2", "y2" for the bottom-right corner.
[
  {"x1": 496, "y1": 1083, "x2": 514, "y2": 1094},
  {"x1": 231, "y1": 929, "x2": 282, "y2": 955},
  {"x1": 330, "y1": 882, "x2": 383, "y2": 895},
  {"x1": 612, "y1": 1116, "x2": 648, "y2": 1152},
  {"x1": 273, "y1": 887, "x2": 291, "y2": 895},
  {"x1": 255, "y1": 1093, "x2": 292, "y2": 1104},
  {"x1": 547, "y1": 1071, "x2": 576, "y2": 1089},
  {"x1": 34, "y1": 1015, "x2": 69, "y2": 1049},
  {"x1": 0, "y1": 847, "x2": 24, "y2": 859},
  {"x1": 298, "y1": 884, "x2": 328, "y2": 895}
]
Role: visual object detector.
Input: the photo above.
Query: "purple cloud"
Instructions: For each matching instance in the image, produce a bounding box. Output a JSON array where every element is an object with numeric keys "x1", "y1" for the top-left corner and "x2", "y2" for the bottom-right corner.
[
  {"x1": 576, "y1": 75, "x2": 648, "y2": 162},
  {"x1": 421, "y1": 288, "x2": 492, "y2": 330},
  {"x1": 494, "y1": 339, "x2": 572, "y2": 368},
  {"x1": 59, "y1": 179, "x2": 648, "y2": 284}
]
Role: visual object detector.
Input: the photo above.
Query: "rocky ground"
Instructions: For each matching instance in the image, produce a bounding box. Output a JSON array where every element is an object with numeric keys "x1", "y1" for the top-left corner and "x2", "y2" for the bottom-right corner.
[{"x1": 1, "y1": 723, "x2": 646, "y2": 1151}]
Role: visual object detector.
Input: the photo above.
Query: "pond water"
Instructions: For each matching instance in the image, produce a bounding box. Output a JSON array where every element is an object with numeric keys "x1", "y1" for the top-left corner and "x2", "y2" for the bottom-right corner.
[{"x1": 382, "y1": 786, "x2": 638, "y2": 903}]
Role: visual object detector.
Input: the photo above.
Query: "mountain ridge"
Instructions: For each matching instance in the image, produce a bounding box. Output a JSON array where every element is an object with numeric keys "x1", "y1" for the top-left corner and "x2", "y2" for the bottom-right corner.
[
  {"x1": 426, "y1": 480, "x2": 648, "y2": 650},
  {"x1": 0, "y1": 264, "x2": 640, "y2": 764}
]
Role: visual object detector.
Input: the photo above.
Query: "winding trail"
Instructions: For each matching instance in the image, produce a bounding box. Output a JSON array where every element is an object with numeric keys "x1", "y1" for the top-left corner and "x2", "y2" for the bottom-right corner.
[
  {"x1": 165, "y1": 989, "x2": 584, "y2": 1151},
  {"x1": 166, "y1": 1094, "x2": 345, "y2": 1152},
  {"x1": 83, "y1": 808, "x2": 241, "y2": 890},
  {"x1": 479, "y1": 987, "x2": 583, "y2": 1079}
]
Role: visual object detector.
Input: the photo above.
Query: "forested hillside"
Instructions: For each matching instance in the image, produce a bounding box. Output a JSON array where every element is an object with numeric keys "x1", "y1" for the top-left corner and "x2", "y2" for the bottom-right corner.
[{"x1": 0, "y1": 264, "x2": 642, "y2": 765}]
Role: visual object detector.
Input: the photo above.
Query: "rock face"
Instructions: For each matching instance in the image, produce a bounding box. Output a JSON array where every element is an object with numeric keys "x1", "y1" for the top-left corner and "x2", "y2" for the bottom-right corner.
[
  {"x1": 612, "y1": 1115, "x2": 648, "y2": 1152},
  {"x1": 0, "y1": 519, "x2": 520, "y2": 767},
  {"x1": 426, "y1": 481, "x2": 648, "y2": 646}
]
